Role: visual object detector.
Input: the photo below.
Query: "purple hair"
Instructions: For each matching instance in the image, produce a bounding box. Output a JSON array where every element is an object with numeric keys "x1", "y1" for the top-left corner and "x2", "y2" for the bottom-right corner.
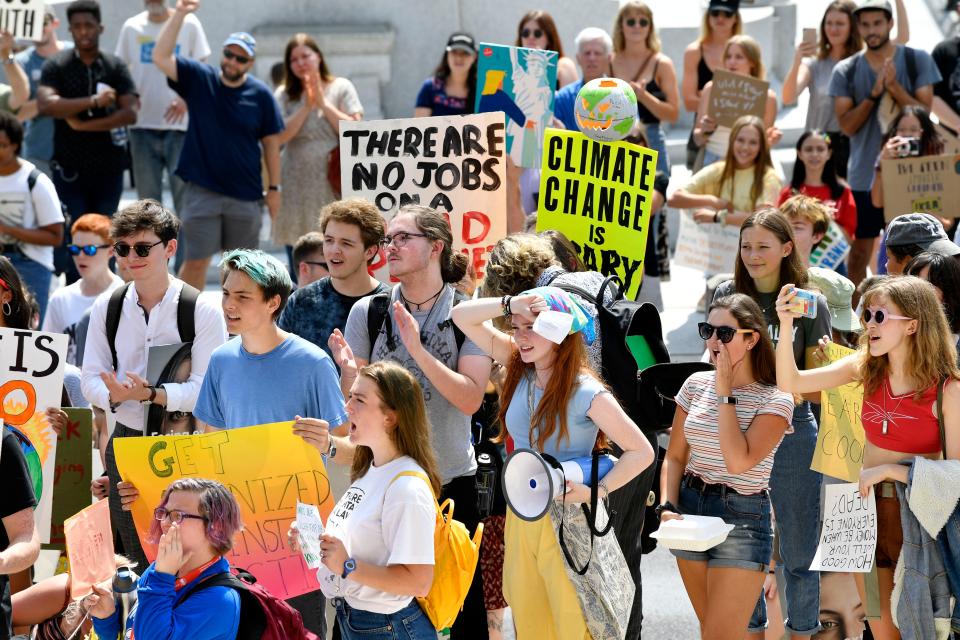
[{"x1": 148, "y1": 478, "x2": 243, "y2": 555}]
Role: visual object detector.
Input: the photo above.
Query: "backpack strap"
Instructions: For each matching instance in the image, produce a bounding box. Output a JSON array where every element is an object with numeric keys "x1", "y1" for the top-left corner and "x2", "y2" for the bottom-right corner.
[
  {"x1": 552, "y1": 282, "x2": 602, "y2": 307},
  {"x1": 175, "y1": 570, "x2": 266, "y2": 640},
  {"x1": 176, "y1": 283, "x2": 200, "y2": 343},
  {"x1": 387, "y1": 470, "x2": 435, "y2": 498},
  {"x1": 904, "y1": 46, "x2": 917, "y2": 93},
  {"x1": 938, "y1": 376, "x2": 948, "y2": 459},
  {"x1": 26, "y1": 168, "x2": 39, "y2": 192},
  {"x1": 106, "y1": 282, "x2": 133, "y2": 373},
  {"x1": 447, "y1": 290, "x2": 469, "y2": 352},
  {"x1": 367, "y1": 292, "x2": 393, "y2": 351}
]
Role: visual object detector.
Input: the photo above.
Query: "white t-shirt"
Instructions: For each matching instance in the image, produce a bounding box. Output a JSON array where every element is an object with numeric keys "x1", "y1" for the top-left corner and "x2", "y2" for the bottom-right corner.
[
  {"x1": 115, "y1": 11, "x2": 211, "y2": 131},
  {"x1": 316, "y1": 456, "x2": 436, "y2": 614},
  {"x1": 42, "y1": 276, "x2": 123, "y2": 365},
  {"x1": 0, "y1": 161, "x2": 64, "y2": 270}
]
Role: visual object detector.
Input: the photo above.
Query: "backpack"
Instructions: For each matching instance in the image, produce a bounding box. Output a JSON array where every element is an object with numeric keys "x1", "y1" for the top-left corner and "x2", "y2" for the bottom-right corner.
[
  {"x1": 387, "y1": 470, "x2": 483, "y2": 631},
  {"x1": 177, "y1": 567, "x2": 320, "y2": 640},
  {"x1": 365, "y1": 289, "x2": 469, "y2": 354}
]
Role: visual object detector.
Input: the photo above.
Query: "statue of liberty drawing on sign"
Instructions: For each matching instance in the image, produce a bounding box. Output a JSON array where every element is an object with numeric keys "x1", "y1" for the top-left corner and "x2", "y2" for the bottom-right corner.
[{"x1": 509, "y1": 47, "x2": 553, "y2": 167}]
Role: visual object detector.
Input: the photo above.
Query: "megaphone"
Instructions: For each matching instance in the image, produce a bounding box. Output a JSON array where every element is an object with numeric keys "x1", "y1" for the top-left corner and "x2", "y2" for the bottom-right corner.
[{"x1": 502, "y1": 448, "x2": 616, "y2": 521}]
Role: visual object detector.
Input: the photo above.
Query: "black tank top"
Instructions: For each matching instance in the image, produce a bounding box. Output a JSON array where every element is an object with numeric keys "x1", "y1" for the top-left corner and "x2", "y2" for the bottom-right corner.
[
  {"x1": 637, "y1": 59, "x2": 666, "y2": 124},
  {"x1": 697, "y1": 44, "x2": 713, "y2": 91}
]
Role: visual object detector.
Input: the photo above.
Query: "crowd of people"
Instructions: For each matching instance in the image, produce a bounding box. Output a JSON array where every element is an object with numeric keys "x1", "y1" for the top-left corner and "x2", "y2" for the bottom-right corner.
[{"x1": 1, "y1": 0, "x2": 960, "y2": 639}]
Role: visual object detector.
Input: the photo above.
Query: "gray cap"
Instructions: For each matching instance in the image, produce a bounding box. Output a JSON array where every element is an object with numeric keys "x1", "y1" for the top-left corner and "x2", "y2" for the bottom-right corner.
[
  {"x1": 854, "y1": 0, "x2": 893, "y2": 17},
  {"x1": 885, "y1": 213, "x2": 960, "y2": 257}
]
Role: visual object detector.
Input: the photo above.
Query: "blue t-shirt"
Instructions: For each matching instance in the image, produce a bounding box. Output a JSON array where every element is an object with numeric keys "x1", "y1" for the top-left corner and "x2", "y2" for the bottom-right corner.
[
  {"x1": 553, "y1": 78, "x2": 584, "y2": 132},
  {"x1": 170, "y1": 57, "x2": 284, "y2": 201},
  {"x1": 828, "y1": 46, "x2": 940, "y2": 191},
  {"x1": 415, "y1": 77, "x2": 472, "y2": 116},
  {"x1": 504, "y1": 373, "x2": 608, "y2": 460},
  {"x1": 17, "y1": 43, "x2": 72, "y2": 162},
  {"x1": 194, "y1": 334, "x2": 348, "y2": 430}
]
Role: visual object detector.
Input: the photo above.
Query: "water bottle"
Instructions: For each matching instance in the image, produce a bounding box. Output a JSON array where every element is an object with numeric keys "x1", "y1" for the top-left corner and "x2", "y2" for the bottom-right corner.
[
  {"x1": 476, "y1": 452, "x2": 496, "y2": 518},
  {"x1": 110, "y1": 125, "x2": 128, "y2": 148},
  {"x1": 113, "y1": 567, "x2": 138, "y2": 630}
]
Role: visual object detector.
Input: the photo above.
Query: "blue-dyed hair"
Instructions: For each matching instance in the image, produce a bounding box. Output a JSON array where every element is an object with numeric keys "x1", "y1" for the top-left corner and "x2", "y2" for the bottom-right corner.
[{"x1": 220, "y1": 249, "x2": 293, "y2": 319}]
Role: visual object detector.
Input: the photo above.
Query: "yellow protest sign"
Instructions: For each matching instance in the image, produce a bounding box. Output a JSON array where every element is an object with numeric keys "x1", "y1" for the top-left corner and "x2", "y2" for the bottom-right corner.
[
  {"x1": 114, "y1": 422, "x2": 334, "y2": 600},
  {"x1": 811, "y1": 343, "x2": 865, "y2": 482},
  {"x1": 536, "y1": 128, "x2": 658, "y2": 299}
]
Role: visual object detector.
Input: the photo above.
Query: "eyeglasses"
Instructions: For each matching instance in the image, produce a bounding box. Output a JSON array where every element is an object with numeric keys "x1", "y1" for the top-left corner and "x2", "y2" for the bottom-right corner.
[
  {"x1": 303, "y1": 261, "x2": 327, "y2": 269},
  {"x1": 67, "y1": 243, "x2": 111, "y2": 257},
  {"x1": 698, "y1": 322, "x2": 755, "y2": 343},
  {"x1": 114, "y1": 240, "x2": 164, "y2": 258},
  {"x1": 380, "y1": 232, "x2": 429, "y2": 249},
  {"x1": 625, "y1": 17, "x2": 651, "y2": 28},
  {"x1": 521, "y1": 28, "x2": 544, "y2": 39},
  {"x1": 709, "y1": 8, "x2": 735, "y2": 18},
  {"x1": 222, "y1": 49, "x2": 251, "y2": 65},
  {"x1": 154, "y1": 507, "x2": 206, "y2": 525},
  {"x1": 862, "y1": 307, "x2": 913, "y2": 325}
]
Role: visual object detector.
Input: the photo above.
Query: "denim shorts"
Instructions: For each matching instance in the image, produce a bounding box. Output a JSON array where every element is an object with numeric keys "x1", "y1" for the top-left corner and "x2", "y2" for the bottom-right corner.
[
  {"x1": 670, "y1": 475, "x2": 774, "y2": 571},
  {"x1": 332, "y1": 597, "x2": 436, "y2": 640}
]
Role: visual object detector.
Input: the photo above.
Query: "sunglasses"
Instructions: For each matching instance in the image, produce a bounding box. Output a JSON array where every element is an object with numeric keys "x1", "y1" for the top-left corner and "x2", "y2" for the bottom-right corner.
[
  {"x1": 303, "y1": 260, "x2": 327, "y2": 269},
  {"x1": 222, "y1": 49, "x2": 251, "y2": 65},
  {"x1": 709, "y1": 8, "x2": 735, "y2": 17},
  {"x1": 114, "y1": 240, "x2": 164, "y2": 258},
  {"x1": 624, "y1": 17, "x2": 651, "y2": 28},
  {"x1": 698, "y1": 322, "x2": 755, "y2": 343},
  {"x1": 154, "y1": 507, "x2": 206, "y2": 525},
  {"x1": 862, "y1": 307, "x2": 913, "y2": 325},
  {"x1": 521, "y1": 28, "x2": 544, "y2": 39},
  {"x1": 67, "y1": 243, "x2": 111, "y2": 257}
]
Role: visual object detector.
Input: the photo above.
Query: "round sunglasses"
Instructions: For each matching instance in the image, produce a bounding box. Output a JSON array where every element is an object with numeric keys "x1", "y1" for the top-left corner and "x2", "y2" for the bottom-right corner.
[
  {"x1": 67, "y1": 243, "x2": 111, "y2": 256},
  {"x1": 698, "y1": 322, "x2": 755, "y2": 343},
  {"x1": 521, "y1": 28, "x2": 544, "y2": 39},
  {"x1": 862, "y1": 307, "x2": 913, "y2": 325},
  {"x1": 624, "y1": 17, "x2": 650, "y2": 28},
  {"x1": 114, "y1": 239, "x2": 164, "y2": 258}
]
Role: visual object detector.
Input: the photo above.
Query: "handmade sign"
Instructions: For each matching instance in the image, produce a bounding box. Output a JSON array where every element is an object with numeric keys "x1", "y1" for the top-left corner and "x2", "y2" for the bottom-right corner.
[
  {"x1": 0, "y1": 328, "x2": 67, "y2": 544},
  {"x1": 673, "y1": 210, "x2": 741, "y2": 275},
  {"x1": 340, "y1": 113, "x2": 507, "y2": 281},
  {"x1": 809, "y1": 221, "x2": 851, "y2": 271},
  {"x1": 475, "y1": 43, "x2": 557, "y2": 168},
  {"x1": 536, "y1": 128, "x2": 657, "y2": 298},
  {"x1": 114, "y1": 422, "x2": 334, "y2": 600},
  {"x1": 880, "y1": 153, "x2": 960, "y2": 221},
  {"x1": 64, "y1": 499, "x2": 113, "y2": 599},
  {"x1": 707, "y1": 70, "x2": 769, "y2": 128},
  {"x1": 810, "y1": 483, "x2": 877, "y2": 573},
  {"x1": 296, "y1": 502, "x2": 325, "y2": 570},
  {"x1": 0, "y1": 0, "x2": 44, "y2": 41},
  {"x1": 45, "y1": 407, "x2": 94, "y2": 550},
  {"x1": 811, "y1": 343, "x2": 865, "y2": 482}
]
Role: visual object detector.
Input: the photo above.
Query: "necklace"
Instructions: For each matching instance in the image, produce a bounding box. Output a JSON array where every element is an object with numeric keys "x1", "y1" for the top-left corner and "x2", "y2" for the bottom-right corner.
[{"x1": 399, "y1": 285, "x2": 444, "y2": 311}]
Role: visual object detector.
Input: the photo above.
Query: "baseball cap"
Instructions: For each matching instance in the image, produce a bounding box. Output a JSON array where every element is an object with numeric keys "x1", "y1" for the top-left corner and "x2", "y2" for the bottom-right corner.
[
  {"x1": 853, "y1": 0, "x2": 893, "y2": 18},
  {"x1": 708, "y1": 0, "x2": 740, "y2": 13},
  {"x1": 807, "y1": 268, "x2": 860, "y2": 333},
  {"x1": 446, "y1": 32, "x2": 477, "y2": 55},
  {"x1": 885, "y1": 213, "x2": 960, "y2": 257},
  {"x1": 223, "y1": 32, "x2": 256, "y2": 58}
]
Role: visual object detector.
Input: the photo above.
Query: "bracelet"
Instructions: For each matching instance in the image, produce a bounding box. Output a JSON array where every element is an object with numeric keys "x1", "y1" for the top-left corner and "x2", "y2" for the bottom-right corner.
[
  {"x1": 598, "y1": 480, "x2": 610, "y2": 500},
  {"x1": 768, "y1": 568, "x2": 776, "y2": 574},
  {"x1": 147, "y1": 386, "x2": 157, "y2": 403},
  {"x1": 501, "y1": 295, "x2": 512, "y2": 318},
  {"x1": 91, "y1": 95, "x2": 98, "y2": 109},
  {"x1": 717, "y1": 209, "x2": 729, "y2": 225}
]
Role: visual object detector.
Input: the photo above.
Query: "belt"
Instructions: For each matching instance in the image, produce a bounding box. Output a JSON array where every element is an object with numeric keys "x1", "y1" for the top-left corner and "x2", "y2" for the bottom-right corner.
[
  {"x1": 877, "y1": 481, "x2": 898, "y2": 499},
  {"x1": 683, "y1": 473, "x2": 765, "y2": 497},
  {"x1": 1, "y1": 243, "x2": 21, "y2": 254}
]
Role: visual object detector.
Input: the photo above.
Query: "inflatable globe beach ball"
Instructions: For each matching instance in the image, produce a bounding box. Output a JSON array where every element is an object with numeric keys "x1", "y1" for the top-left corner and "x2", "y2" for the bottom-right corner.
[{"x1": 574, "y1": 77, "x2": 638, "y2": 143}]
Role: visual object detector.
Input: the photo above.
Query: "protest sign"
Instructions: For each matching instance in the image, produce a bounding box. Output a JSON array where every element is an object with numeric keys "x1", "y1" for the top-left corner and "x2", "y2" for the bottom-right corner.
[
  {"x1": 296, "y1": 502, "x2": 325, "y2": 570},
  {"x1": 707, "y1": 70, "x2": 769, "y2": 128},
  {"x1": 475, "y1": 43, "x2": 557, "y2": 168},
  {"x1": 0, "y1": 328, "x2": 67, "y2": 544},
  {"x1": 340, "y1": 113, "x2": 507, "y2": 281},
  {"x1": 536, "y1": 128, "x2": 657, "y2": 298},
  {"x1": 114, "y1": 422, "x2": 334, "y2": 600},
  {"x1": 673, "y1": 210, "x2": 741, "y2": 275},
  {"x1": 880, "y1": 153, "x2": 960, "y2": 222},
  {"x1": 0, "y1": 0, "x2": 43, "y2": 41},
  {"x1": 811, "y1": 343, "x2": 865, "y2": 482},
  {"x1": 810, "y1": 483, "x2": 877, "y2": 573},
  {"x1": 809, "y1": 221, "x2": 850, "y2": 271},
  {"x1": 45, "y1": 408, "x2": 94, "y2": 550},
  {"x1": 64, "y1": 499, "x2": 113, "y2": 599}
]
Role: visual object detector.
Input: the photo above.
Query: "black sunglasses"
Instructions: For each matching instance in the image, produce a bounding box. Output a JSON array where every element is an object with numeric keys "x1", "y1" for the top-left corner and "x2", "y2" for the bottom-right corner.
[
  {"x1": 625, "y1": 17, "x2": 651, "y2": 28},
  {"x1": 114, "y1": 240, "x2": 164, "y2": 258},
  {"x1": 303, "y1": 260, "x2": 327, "y2": 269},
  {"x1": 222, "y1": 49, "x2": 251, "y2": 65},
  {"x1": 709, "y1": 8, "x2": 735, "y2": 18},
  {"x1": 521, "y1": 28, "x2": 544, "y2": 39},
  {"x1": 698, "y1": 322, "x2": 754, "y2": 343},
  {"x1": 67, "y1": 243, "x2": 110, "y2": 256}
]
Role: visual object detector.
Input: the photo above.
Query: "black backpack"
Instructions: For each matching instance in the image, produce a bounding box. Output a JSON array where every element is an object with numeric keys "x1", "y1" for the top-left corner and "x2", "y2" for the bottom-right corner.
[
  {"x1": 365, "y1": 289, "x2": 469, "y2": 354},
  {"x1": 105, "y1": 282, "x2": 200, "y2": 371}
]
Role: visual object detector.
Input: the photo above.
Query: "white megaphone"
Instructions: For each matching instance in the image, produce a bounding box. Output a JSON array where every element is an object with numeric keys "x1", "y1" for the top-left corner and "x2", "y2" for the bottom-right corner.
[{"x1": 502, "y1": 448, "x2": 616, "y2": 521}]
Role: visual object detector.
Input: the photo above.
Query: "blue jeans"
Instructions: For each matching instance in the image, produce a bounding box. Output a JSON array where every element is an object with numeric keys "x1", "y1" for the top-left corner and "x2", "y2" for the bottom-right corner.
[
  {"x1": 6, "y1": 250, "x2": 51, "y2": 324},
  {"x1": 333, "y1": 598, "x2": 436, "y2": 640},
  {"x1": 751, "y1": 405, "x2": 823, "y2": 635},
  {"x1": 128, "y1": 128, "x2": 186, "y2": 212},
  {"x1": 644, "y1": 123, "x2": 671, "y2": 176}
]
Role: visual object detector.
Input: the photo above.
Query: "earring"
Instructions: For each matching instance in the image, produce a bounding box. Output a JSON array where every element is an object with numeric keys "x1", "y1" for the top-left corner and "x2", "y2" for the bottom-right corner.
[{"x1": 2, "y1": 301, "x2": 10, "y2": 316}]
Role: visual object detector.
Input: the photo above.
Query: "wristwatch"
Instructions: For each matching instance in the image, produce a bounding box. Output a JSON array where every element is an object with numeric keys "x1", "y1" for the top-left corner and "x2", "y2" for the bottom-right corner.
[
  {"x1": 267, "y1": 184, "x2": 282, "y2": 193},
  {"x1": 325, "y1": 438, "x2": 337, "y2": 460},
  {"x1": 655, "y1": 501, "x2": 678, "y2": 520},
  {"x1": 2, "y1": 55, "x2": 14, "y2": 66},
  {"x1": 718, "y1": 395, "x2": 738, "y2": 405},
  {"x1": 342, "y1": 558, "x2": 357, "y2": 579},
  {"x1": 141, "y1": 386, "x2": 157, "y2": 405}
]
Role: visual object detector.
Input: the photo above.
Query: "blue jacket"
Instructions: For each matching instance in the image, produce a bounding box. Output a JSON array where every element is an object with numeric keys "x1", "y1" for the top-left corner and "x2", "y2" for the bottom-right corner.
[{"x1": 92, "y1": 558, "x2": 240, "y2": 640}]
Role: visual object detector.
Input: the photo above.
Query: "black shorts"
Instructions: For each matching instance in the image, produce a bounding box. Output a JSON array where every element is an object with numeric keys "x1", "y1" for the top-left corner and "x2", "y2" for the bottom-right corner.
[{"x1": 853, "y1": 189, "x2": 885, "y2": 239}]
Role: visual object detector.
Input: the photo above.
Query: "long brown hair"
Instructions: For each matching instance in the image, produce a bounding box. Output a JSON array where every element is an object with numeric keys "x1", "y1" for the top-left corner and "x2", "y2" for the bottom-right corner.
[
  {"x1": 858, "y1": 277, "x2": 960, "y2": 399},
  {"x1": 283, "y1": 33, "x2": 333, "y2": 103},
  {"x1": 350, "y1": 362, "x2": 442, "y2": 496},
  {"x1": 724, "y1": 34, "x2": 765, "y2": 80},
  {"x1": 818, "y1": 0, "x2": 863, "y2": 60},
  {"x1": 718, "y1": 115, "x2": 774, "y2": 208},
  {"x1": 497, "y1": 331, "x2": 606, "y2": 451},
  {"x1": 709, "y1": 294, "x2": 777, "y2": 386},
  {"x1": 612, "y1": 2, "x2": 660, "y2": 54},
  {"x1": 515, "y1": 10, "x2": 565, "y2": 57},
  {"x1": 734, "y1": 208, "x2": 809, "y2": 298}
]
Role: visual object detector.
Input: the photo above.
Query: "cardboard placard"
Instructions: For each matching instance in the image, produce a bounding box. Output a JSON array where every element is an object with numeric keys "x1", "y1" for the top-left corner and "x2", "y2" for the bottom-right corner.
[
  {"x1": 673, "y1": 210, "x2": 741, "y2": 275},
  {"x1": 810, "y1": 344, "x2": 865, "y2": 482},
  {"x1": 809, "y1": 220, "x2": 851, "y2": 271},
  {"x1": 475, "y1": 43, "x2": 558, "y2": 168},
  {"x1": 340, "y1": 113, "x2": 507, "y2": 281},
  {"x1": 44, "y1": 407, "x2": 94, "y2": 550},
  {"x1": 0, "y1": 0, "x2": 44, "y2": 42},
  {"x1": 535, "y1": 128, "x2": 657, "y2": 298},
  {"x1": 114, "y1": 422, "x2": 335, "y2": 600},
  {"x1": 880, "y1": 153, "x2": 960, "y2": 221},
  {"x1": 810, "y1": 483, "x2": 877, "y2": 573},
  {"x1": 707, "y1": 70, "x2": 769, "y2": 128},
  {"x1": 64, "y1": 499, "x2": 113, "y2": 599}
]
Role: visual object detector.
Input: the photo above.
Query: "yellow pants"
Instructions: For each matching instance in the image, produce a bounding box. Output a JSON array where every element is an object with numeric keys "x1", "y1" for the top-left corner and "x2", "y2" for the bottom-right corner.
[{"x1": 503, "y1": 511, "x2": 591, "y2": 640}]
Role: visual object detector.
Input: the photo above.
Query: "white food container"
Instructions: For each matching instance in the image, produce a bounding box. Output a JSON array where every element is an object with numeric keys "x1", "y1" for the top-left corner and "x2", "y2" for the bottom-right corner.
[{"x1": 650, "y1": 515, "x2": 735, "y2": 552}]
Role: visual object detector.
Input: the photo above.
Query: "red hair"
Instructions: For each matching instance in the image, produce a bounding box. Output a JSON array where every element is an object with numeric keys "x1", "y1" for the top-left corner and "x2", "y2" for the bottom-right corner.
[{"x1": 71, "y1": 213, "x2": 111, "y2": 241}]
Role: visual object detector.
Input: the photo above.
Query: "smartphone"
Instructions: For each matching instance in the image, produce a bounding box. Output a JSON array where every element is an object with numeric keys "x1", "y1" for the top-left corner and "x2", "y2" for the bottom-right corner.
[{"x1": 802, "y1": 28, "x2": 817, "y2": 46}]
